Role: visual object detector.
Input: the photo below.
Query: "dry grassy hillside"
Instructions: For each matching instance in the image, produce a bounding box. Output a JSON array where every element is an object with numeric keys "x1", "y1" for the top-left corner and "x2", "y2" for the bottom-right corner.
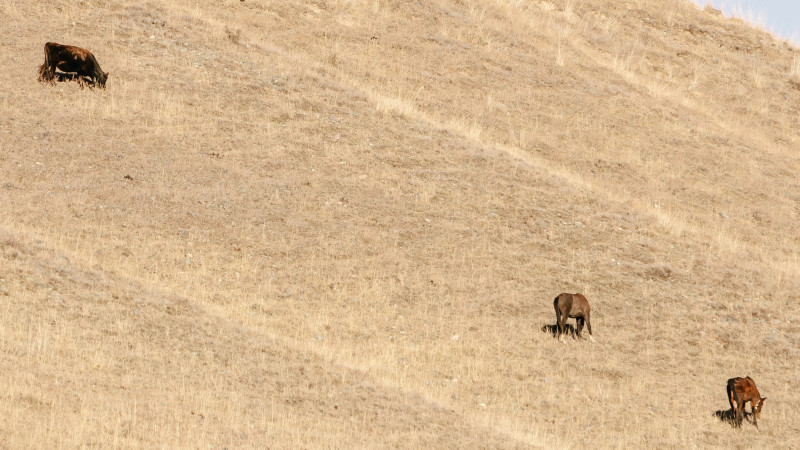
[{"x1": 1, "y1": 0, "x2": 799, "y2": 447}]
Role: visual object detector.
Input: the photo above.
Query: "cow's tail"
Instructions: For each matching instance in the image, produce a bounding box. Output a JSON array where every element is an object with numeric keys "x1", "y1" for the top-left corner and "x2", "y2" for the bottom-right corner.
[{"x1": 39, "y1": 43, "x2": 53, "y2": 83}]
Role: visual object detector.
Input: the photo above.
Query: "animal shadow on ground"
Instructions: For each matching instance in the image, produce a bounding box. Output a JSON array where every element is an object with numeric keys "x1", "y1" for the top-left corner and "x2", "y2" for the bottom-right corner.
[
  {"x1": 714, "y1": 408, "x2": 751, "y2": 427},
  {"x1": 541, "y1": 323, "x2": 577, "y2": 338},
  {"x1": 51, "y1": 72, "x2": 96, "y2": 88}
]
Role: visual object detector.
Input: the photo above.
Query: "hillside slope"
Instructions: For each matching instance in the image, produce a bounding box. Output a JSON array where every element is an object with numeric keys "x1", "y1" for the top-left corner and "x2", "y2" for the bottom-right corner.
[{"x1": 1, "y1": 0, "x2": 799, "y2": 447}]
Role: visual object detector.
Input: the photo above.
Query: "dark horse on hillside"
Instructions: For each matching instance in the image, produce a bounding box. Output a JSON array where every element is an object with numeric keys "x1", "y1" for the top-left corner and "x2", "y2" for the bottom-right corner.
[{"x1": 553, "y1": 293, "x2": 595, "y2": 342}]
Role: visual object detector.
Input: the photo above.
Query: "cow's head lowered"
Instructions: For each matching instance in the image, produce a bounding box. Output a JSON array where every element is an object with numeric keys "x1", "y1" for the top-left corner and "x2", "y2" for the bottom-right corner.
[{"x1": 96, "y1": 70, "x2": 109, "y2": 88}]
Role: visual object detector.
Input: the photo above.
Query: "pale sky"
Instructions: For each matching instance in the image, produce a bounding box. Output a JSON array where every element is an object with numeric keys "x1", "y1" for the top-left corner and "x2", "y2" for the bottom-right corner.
[{"x1": 692, "y1": 0, "x2": 800, "y2": 44}]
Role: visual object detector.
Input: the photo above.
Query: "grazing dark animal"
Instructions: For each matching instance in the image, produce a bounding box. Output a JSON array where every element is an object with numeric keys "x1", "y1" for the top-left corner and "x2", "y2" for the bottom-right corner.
[
  {"x1": 727, "y1": 377, "x2": 766, "y2": 428},
  {"x1": 553, "y1": 293, "x2": 594, "y2": 342},
  {"x1": 38, "y1": 42, "x2": 108, "y2": 88}
]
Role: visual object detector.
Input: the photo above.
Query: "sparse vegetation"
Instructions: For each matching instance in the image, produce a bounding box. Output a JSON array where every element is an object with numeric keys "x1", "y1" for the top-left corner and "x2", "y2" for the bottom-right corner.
[{"x1": 2, "y1": 0, "x2": 799, "y2": 447}]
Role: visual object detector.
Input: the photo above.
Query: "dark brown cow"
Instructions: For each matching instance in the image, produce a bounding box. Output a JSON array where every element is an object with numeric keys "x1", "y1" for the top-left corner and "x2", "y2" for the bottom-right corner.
[
  {"x1": 38, "y1": 42, "x2": 108, "y2": 88},
  {"x1": 553, "y1": 293, "x2": 595, "y2": 342},
  {"x1": 727, "y1": 377, "x2": 766, "y2": 428}
]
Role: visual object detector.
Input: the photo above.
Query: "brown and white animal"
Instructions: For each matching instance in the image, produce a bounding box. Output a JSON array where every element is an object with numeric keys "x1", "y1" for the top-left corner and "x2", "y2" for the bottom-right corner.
[
  {"x1": 727, "y1": 376, "x2": 766, "y2": 428},
  {"x1": 38, "y1": 42, "x2": 108, "y2": 88},
  {"x1": 553, "y1": 293, "x2": 594, "y2": 342}
]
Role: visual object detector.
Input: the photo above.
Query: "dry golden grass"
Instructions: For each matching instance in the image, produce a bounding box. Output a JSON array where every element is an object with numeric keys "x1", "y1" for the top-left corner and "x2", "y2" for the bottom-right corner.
[{"x1": 2, "y1": 0, "x2": 800, "y2": 447}]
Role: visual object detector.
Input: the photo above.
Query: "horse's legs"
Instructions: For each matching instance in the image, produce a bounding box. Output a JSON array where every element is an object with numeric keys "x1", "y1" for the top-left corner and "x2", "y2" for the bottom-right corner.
[
  {"x1": 585, "y1": 311, "x2": 595, "y2": 342},
  {"x1": 575, "y1": 317, "x2": 584, "y2": 337},
  {"x1": 727, "y1": 386, "x2": 743, "y2": 427},
  {"x1": 743, "y1": 400, "x2": 757, "y2": 426},
  {"x1": 556, "y1": 313, "x2": 567, "y2": 343},
  {"x1": 554, "y1": 304, "x2": 563, "y2": 336},
  {"x1": 748, "y1": 400, "x2": 757, "y2": 428},
  {"x1": 585, "y1": 312, "x2": 592, "y2": 335},
  {"x1": 752, "y1": 405, "x2": 758, "y2": 429},
  {"x1": 728, "y1": 386, "x2": 736, "y2": 419},
  {"x1": 734, "y1": 401, "x2": 743, "y2": 428}
]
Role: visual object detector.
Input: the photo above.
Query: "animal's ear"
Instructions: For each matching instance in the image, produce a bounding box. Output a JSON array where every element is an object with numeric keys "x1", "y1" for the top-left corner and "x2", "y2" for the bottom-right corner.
[
  {"x1": 105, "y1": 71, "x2": 110, "y2": 77},
  {"x1": 761, "y1": 397, "x2": 767, "y2": 402}
]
